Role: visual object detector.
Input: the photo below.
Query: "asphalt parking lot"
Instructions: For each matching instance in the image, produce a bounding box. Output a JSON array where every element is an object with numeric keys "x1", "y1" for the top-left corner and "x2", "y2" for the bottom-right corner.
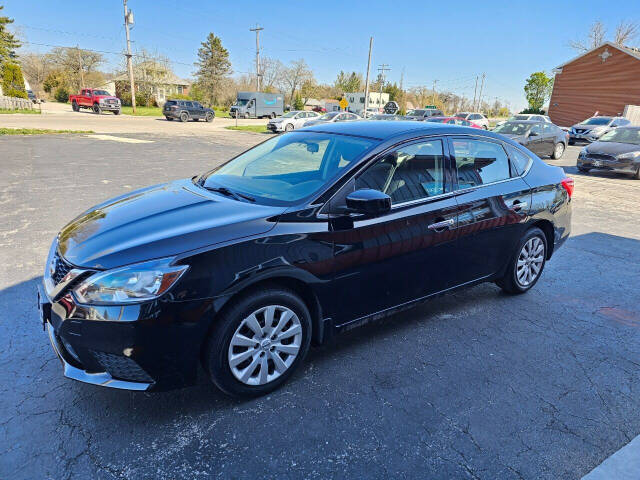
[{"x1": 1, "y1": 131, "x2": 639, "y2": 479}]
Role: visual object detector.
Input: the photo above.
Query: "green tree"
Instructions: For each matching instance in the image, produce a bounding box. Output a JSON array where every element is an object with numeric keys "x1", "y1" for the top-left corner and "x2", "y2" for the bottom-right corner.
[
  {"x1": 0, "y1": 5, "x2": 20, "y2": 65},
  {"x1": 293, "y1": 92, "x2": 304, "y2": 110},
  {"x1": 524, "y1": 72, "x2": 553, "y2": 112},
  {"x1": 43, "y1": 70, "x2": 68, "y2": 93},
  {"x1": 1, "y1": 62, "x2": 26, "y2": 98},
  {"x1": 334, "y1": 71, "x2": 362, "y2": 94},
  {"x1": 194, "y1": 32, "x2": 232, "y2": 105},
  {"x1": 383, "y1": 82, "x2": 402, "y2": 102}
]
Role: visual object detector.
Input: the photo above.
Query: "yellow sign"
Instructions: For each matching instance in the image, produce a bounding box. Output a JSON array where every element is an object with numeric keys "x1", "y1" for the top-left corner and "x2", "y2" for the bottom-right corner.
[{"x1": 339, "y1": 97, "x2": 348, "y2": 110}]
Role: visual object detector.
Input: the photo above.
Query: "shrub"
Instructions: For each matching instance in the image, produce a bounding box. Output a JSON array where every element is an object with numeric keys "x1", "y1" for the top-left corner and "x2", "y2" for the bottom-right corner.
[
  {"x1": 54, "y1": 87, "x2": 70, "y2": 103},
  {"x1": 293, "y1": 93, "x2": 304, "y2": 110},
  {"x1": 519, "y1": 107, "x2": 546, "y2": 115},
  {"x1": 119, "y1": 91, "x2": 157, "y2": 107},
  {"x1": 1, "y1": 63, "x2": 27, "y2": 99}
]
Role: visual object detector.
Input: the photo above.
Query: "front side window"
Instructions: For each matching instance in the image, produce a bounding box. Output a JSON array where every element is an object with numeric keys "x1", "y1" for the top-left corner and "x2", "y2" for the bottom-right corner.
[
  {"x1": 355, "y1": 140, "x2": 445, "y2": 203},
  {"x1": 202, "y1": 133, "x2": 376, "y2": 205},
  {"x1": 452, "y1": 139, "x2": 510, "y2": 189}
]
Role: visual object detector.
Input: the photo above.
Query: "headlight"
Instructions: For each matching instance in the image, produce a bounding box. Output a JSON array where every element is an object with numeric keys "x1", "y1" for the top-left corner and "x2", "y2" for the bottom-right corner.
[
  {"x1": 73, "y1": 258, "x2": 188, "y2": 304},
  {"x1": 569, "y1": 127, "x2": 575, "y2": 133},
  {"x1": 579, "y1": 148, "x2": 587, "y2": 157},
  {"x1": 589, "y1": 127, "x2": 606, "y2": 136},
  {"x1": 618, "y1": 151, "x2": 640, "y2": 160}
]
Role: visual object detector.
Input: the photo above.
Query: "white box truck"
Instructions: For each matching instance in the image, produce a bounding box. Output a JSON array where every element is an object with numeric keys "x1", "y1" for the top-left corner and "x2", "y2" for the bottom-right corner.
[{"x1": 229, "y1": 92, "x2": 284, "y2": 119}]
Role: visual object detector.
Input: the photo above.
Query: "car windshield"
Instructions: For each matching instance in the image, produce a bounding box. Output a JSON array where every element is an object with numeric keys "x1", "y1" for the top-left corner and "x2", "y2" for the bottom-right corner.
[
  {"x1": 598, "y1": 128, "x2": 640, "y2": 145},
  {"x1": 494, "y1": 122, "x2": 530, "y2": 135},
  {"x1": 281, "y1": 111, "x2": 298, "y2": 118},
  {"x1": 319, "y1": 112, "x2": 339, "y2": 120},
  {"x1": 407, "y1": 109, "x2": 425, "y2": 116},
  {"x1": 425, "y1": 117, "x2": 446, "y2": 123},
  {"x1": 235, "y1": 99, "x2": 249, "y2": 106},
  {"x1": 200, "y1": 132, "x2": 377, "y2": 205},
  {"x1": 455, "y1": 112, "x2": 469, "y2": 118},
  {"x1": 92, "y1": 90, "x2": 110, "y2": 96},
  {"x1": 583, "y1": 117, "x2": 612, "y2": 125},
  {"x1": 512, "y1": 115, "x2": 530, "y2": 121}
]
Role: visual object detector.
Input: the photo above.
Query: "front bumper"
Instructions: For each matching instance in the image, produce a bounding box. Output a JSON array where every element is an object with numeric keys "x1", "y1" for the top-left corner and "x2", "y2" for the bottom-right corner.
[
  {"x1": 38, "y1": 282, "x2": 212, "y2": 391},
  {"x1": 267, "y1": 123, "x2": 284, "y2": 132},
  {"x1": 578, "y1": 155, "x2": 639, "y2": 174},
  {"x1": 99, "y1": 103, "x2": 121, "y2": 112},
  {"x1": 569, "y1": 131, "x2": 601, "y2": 143}
]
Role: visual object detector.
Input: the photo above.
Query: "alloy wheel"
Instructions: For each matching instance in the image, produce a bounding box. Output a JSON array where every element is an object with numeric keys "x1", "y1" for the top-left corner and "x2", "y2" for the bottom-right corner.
[
  {"x1": 228, "y1": 305, "x2": 302, "y2": 386},
  {"x1": 554, "y1": 143, "x2": 564, "y2": 158},
  {"x1": 516, "y1": 237, "x2": 545, "y2": 287}
]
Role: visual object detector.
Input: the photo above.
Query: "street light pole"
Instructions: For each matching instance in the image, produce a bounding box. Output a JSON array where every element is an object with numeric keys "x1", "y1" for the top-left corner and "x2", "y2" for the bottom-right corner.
[{"x1": 123, "y1": 0, "x2": 136, "y2": 113}]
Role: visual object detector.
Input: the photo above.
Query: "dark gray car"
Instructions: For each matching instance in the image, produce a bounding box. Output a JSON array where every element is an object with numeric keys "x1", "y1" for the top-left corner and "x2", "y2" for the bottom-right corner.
[
  {"x1": 568, "y1": 116, "x2": 630, "y2": 144},
  {"x1": 577, "y1": 126, "x2": 640, "y2": 179},
  {"x1": 493, "y1": 120, "x2": 568, "y2": 159},
  {"x1": 163, "y1": 99, "x2": 215, "y2": 122}
]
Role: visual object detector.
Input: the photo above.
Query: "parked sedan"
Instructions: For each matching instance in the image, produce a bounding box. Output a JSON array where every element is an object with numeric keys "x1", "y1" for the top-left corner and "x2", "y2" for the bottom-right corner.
[
  {"x1": 425, "y1": 116, "x2": 482, "y2": 128},
  {"x1": 267, "y1": 110, "x2": 320, "y2": 132},
  {"x1": 303, "y1": 111, "x2": 360, "y2": 127},
  {"x1": 454, "y1": 112, "x2": 490, "y2": 129},
  {"x1": 568, "y1": 116, "x2": 630, "y2": 144},
  {"x1": 369, "y1": 114, "x2": 412, "y2": 121},
  {"x1": 39, "y1": 121, "x2": 572, "y2": 397},
  {"x1": 405, "y1": 108, "x2": 444, "y2": 121},
  {"x1": 577, "y1": 126, "x2": 640, "y2": 179},
  {"x1": 493, "y1": 121, "x2": 568, "y2": 159}
]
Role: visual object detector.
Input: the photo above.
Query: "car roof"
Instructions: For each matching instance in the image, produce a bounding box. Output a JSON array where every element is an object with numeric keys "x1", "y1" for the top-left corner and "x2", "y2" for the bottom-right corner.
[
  {"x1": 505, "y1": 120, "x2": 546, "y2": 124},
  {"x1": 300, "y1": 120, "x2": 497, "y2": 140}
]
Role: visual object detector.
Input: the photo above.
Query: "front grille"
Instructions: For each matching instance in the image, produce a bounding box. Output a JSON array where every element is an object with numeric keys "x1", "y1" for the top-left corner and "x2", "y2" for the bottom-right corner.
[
  {"x1": 587, "y1": 153, "x2": 615, "y2": 162},
  {"x1": 91, "y1": 351, "x2": 154, "y2": 383},
  {"x1": 52, "y1": 252, "x2": 72, "y2": 285}
]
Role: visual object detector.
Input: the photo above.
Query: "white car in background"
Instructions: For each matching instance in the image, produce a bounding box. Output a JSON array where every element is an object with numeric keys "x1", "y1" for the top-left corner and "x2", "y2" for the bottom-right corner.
[
  {"x1": 267, "y1": 110, "x2": 320, "y2": 132},
  {"x1": 495, "y1": 114, "x2": 552, "y2": 127},
  {"x1": 454, "y1": 112, "x2": 490, "y2": 129},
  {"x1": 302, "y1": 111, "x2": 361, "y2": 127}
]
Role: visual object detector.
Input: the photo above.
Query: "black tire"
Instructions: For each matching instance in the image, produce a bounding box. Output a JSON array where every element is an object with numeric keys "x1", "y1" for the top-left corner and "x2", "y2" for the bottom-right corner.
[
  {"x1": 72, "y1": 101, "x2": 79, "y2": 112},
  {"x1": 568, "y1": 139, "x2": 575, "y2": 145},
  {"x1": 205, "y1": 112, "x2": 214, "y2": 122},
  {"x1": 483, "y1": 125, "x2": 488, "y2": 130},
  {"x1": 113, "y1": 109, "x2": 121, "y2": 115},
  {"x1": 551, "y1": 142, "x2": 565, "y2": 159},
  {"x1": 496, "y1": 227, "x2": 547, "y2": 295},
  {"x1": 285, "y1": 123, "x2": 294, "y2": 132},
  {"x1": 270, "y1": 112, "x2": 276, "y2": 119},
  {"x1": 166, "y1": 116, "x2": 173, "y2": 121},
  {"x1": 243, "y1": 113, "x2": 249, "y2": 119},
  {"x1": 180, "y1": 112, "x2": 189, "y2": 122},
  {"x1": 203, "y1": 287, "x2": 312, "y2": 397},
  {"x1": 93, "y1": 103, "x2": 101, "y2": 114},
  {"x1": 633, "y1": 167, "x2": 640, "y2": 180}
]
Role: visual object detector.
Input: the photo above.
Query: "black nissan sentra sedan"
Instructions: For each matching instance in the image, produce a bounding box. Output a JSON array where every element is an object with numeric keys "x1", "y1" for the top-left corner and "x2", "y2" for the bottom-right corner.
[
  {"x1": 38, "y1": 121, "x2": 572, "y2": 397},
  {"x1": 577, "y1": 126, "x2": 640, "y2": 179}
]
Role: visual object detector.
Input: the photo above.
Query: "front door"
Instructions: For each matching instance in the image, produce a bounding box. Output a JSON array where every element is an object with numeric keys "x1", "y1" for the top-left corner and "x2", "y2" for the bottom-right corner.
[
  {"x1": 448, "y1": 137, "x2": 532, "y2": 284},
  {"x1": 327, "y1": 137, "x2": 459, "y2": 326},
  {"x1": 526, "y1": 123, "x2": 545, "y2": 155}
]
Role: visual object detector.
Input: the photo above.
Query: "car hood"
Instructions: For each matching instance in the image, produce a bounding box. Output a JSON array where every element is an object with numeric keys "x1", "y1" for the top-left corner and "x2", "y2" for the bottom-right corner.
[
  {"x1": 95, "y1": 95, "x2": 119, "y2": 101},
  {"x1": 572, "y1": 123, "x2": 607, "y2": 130},
  {"x1": 585, "y1": 141, "x2": 640, "y2": 156},
  {"x1": 58, "y1": 179, "x2": 286, "y2": 269}
]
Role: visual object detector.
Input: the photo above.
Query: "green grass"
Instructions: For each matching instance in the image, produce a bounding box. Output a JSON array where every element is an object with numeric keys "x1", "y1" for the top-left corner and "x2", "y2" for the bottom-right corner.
[
  {"x1": 0, "y1": 128, "x2": 93, "y2": 135},
  {"x1": 225, "y1": 125, "x2": 271, "y2": 133},
  {"x1": 213, "y1": 108, "x2": 230, "y2": 118},
  {"x1": 120, "y1": 106, "x2": 163, "y2": 116},
  {"x1": 0, "y1": 108, "x2": 41, "y2": 114}
]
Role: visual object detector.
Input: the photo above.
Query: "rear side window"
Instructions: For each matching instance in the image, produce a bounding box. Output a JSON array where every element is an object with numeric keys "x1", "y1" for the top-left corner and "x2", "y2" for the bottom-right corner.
[
  {"x1": 165, "y1": 101, "x2": 176, "y2": 106},
  {"x1": 185, "y1": 102, "x2": 193, "y2": 107},
  {"x1": 452, "y1": 139, "x2": 510, "y2": 189},
  {"x1": 505, "y1": 145, "x2": 532, "y2": 176}
]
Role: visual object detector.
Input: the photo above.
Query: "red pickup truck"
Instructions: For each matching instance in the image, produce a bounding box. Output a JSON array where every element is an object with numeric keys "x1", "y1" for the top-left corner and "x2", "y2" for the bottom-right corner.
[{"x1": 69, "y1": 88, "x2": 122, "y2": 115}]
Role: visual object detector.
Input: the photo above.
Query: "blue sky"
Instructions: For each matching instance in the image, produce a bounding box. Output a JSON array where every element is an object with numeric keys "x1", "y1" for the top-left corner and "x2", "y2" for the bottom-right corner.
[{"x1": 5, "y1": 0, "x2": 640, "y2": 110}]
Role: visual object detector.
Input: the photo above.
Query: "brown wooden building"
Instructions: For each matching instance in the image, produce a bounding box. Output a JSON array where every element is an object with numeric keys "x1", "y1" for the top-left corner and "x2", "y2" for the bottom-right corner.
[{"x1": 547, "y1": 42, "x2": 640, "y2": 126}]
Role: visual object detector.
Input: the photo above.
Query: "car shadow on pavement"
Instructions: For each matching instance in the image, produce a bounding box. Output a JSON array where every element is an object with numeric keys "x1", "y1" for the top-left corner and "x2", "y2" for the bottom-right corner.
[{"x1": 3, "y1": 232, "x2": 640, "y2": 428}]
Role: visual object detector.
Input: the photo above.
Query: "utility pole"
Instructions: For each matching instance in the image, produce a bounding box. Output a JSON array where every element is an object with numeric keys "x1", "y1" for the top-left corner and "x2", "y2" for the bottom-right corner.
[
  {"x1": 377, "y1": 63, "x2": 390, "y2": 112},
  {"x1": 76, "y1": 45, "x2": 85, "y2": 89},
  {"x1": 431, "y1": 79, "x2": 438, "y2": 105},
  {"x1": 399, "y1": 67, "x2": 405, "y2": 113},
  {"x1": 363, "y1": 37, "x2": 373, "y2": 115},
  {"x1": 123, "y1": 0, "x2": 136, "y2": 113},
  {"x1": 250, "y1": 24, "x2": 264, "y2": 92},
  {"x1": 477, "y1": 73, "x2": 486, "y2": 112},
  {"x1": 472, "y1": 75, "x2": 479, "y2": 112}
]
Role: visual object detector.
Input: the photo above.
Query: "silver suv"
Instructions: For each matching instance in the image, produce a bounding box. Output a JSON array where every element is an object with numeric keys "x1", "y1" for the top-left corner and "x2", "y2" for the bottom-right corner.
[{"x1": 569, "y1": 116, "x2": 631, "y2": 144}]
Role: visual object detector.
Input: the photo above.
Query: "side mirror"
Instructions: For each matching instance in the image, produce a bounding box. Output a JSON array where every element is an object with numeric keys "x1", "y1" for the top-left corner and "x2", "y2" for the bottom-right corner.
[
  {"x1": 346, "y1": 189, "x2": 391, "y2": 216},
  {"x1": 528, "y1": 131, "x2": 539, "y2": 137}
]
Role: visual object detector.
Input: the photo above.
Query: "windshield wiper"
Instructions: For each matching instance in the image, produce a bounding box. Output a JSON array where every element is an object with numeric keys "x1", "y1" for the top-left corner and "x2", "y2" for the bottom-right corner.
[{"x1": 205, "y1": 186, "x2": 255, "y2": 202}]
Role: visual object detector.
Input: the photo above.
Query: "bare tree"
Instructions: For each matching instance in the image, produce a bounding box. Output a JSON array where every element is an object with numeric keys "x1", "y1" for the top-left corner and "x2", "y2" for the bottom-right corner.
[
  {"x1": 570, "y1": 21, "x2": 607, "y2": 52},
  {"x1": 280, "y1": 59, "x2": 314, "y2": 104},
  {"x1": 19, "y1": 52, "x2": 53, "y2": 95},
  {"x1": 260, "y1": 57, "x2": 285, "y2": 91},
  {"x1": 49, "y1": 47, "x2": 104, "y2": 90},
  {"x1": 614, "y1": 20, "x2": 639, "y2": 46}
]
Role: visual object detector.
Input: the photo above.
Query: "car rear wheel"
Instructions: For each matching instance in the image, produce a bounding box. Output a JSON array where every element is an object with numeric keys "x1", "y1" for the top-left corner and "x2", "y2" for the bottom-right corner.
[
  {"x1": 203, "y1": 287, "x2": 311, "y2": 397},
  {"x1": 205, "y1": 112, "x2": 214, "y2": 122},
  {"x1": 497, "y1": 227, "x2": 547, "y2": 295},
  {"x1": 285, "y1": 123, "x2": 294, "y2": 132},
  {"x1": 165, "y1": 116, "x2": 173, "y2": 121},
  {"x1": 270, "y1": 112, "x2": 276, "y2": 119},
  {"x1": 633, "y1": 167, "x2": 640, "y2": 180},
  {"x1": 93, "y1": 103, "x2": 101, "y2": 114},
  {"x1": 180, "y1": 112, "x2": 189, "y2": 122},
  {"x1": 72, "y1": 101, "x2": 79, "y2": 112},
  {"x1": 551, "y1": 142, "x2": 565, "y2": 159}
]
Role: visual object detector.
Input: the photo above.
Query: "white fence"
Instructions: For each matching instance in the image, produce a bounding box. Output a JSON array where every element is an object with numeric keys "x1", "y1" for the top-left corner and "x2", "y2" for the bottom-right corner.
[
  {"x1": 0, "y1": 95, "x2": 35, "y2": 110},
  {"x1": 623, "y1": 105, "x2": 640, "y2": 125}
]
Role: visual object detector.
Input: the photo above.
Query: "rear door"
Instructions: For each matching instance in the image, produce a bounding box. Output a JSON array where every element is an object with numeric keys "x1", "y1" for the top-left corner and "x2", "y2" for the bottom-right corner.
[
  {"x1": 192, "y1": 102, "x2": 205, "y2": 119},
  {"x1": 448, "y1": 136, "x2": 532, "y2": 284},
  {"x1": 327, "y1": 137, "x2": 459, "y2": 325}
]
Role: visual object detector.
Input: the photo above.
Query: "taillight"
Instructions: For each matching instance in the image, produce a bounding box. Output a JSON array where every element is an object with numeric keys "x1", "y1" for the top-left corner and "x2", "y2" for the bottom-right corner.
[{"x1": 561, "y1": 177, "x2": 574, "y2": 198}]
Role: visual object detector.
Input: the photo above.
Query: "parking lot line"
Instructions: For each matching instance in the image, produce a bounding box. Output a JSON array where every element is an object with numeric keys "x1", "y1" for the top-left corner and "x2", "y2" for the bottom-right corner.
[
  {"x1": 85, "y1": 134, "x2": 154, "y2": 143},
  {"x1": 582, "y1": 434, "x2": 640, "y2": 480}
]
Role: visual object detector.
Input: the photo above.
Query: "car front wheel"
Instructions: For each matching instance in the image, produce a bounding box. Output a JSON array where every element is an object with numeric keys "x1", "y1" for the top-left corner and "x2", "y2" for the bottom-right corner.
[
  {"x1": 205, "y1": 112, "x2": 214, "y2": 122},
  {"x1": 204, "y1": 287, "x2": 311, "y2": 397},
  {"x1": 285, "y1": 123, "x2": 294, "y2": 132},
  {"x1": 180, "y1": 112, "x2": 189, "y2": 122},
  {"x1": 497, "y1": 227, "x2": 547, "y2": 294}
]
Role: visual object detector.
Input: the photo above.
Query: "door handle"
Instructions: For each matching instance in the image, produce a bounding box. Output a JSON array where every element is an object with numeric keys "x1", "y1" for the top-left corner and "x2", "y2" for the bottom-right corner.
[
  {"x1": 428, "y1": 218, "x2": 455, "y2": 231},
  {"x1": 510, "y1": 201, "x2": 528, "y2": 212}
]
